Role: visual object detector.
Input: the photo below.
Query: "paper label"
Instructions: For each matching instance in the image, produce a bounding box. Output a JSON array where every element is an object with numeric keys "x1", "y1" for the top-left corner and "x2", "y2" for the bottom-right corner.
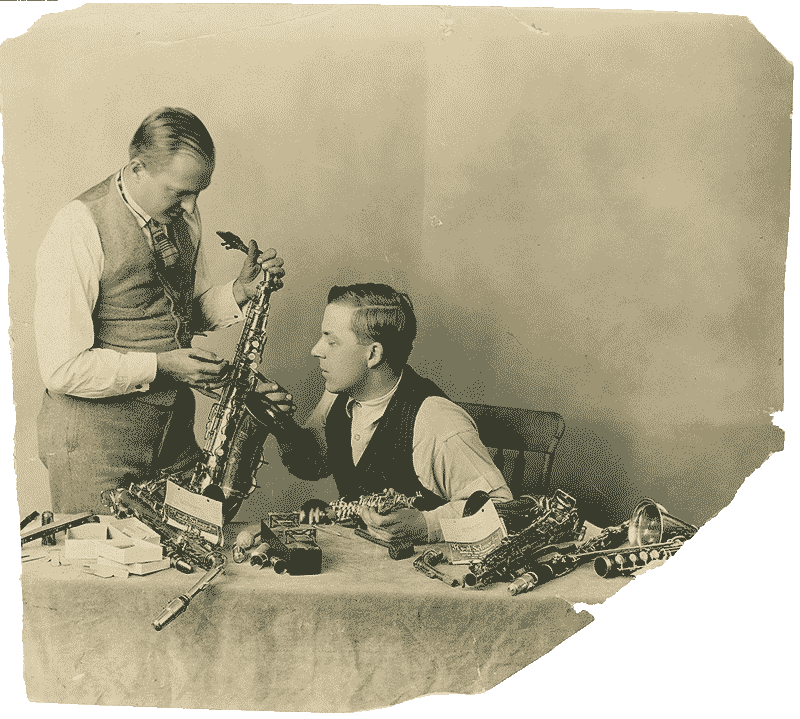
[
  {"x1": 439, "y1": 500, "x2": 508, "y2": 564},
  {"x1": 164, "y1": 481, "x2": 224, "y2": 546}
]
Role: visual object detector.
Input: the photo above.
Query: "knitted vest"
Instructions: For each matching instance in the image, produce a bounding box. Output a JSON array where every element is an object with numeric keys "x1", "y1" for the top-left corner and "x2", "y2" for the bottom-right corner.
[
  {"x1": 77, "y1": 175, "x2": 199, "y2": 404},
  {"x1": 325, "y1": 366, "x2": 449, "y2": 509}
]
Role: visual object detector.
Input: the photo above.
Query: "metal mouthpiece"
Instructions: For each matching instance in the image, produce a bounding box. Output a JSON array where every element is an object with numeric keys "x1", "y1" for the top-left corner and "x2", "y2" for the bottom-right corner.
[
  {"x1": 250, "y1": 543, "x2": 271, "y2": 567},
  {"x1": 507, "y1": 572, "x2": 538, "y2": 596}
]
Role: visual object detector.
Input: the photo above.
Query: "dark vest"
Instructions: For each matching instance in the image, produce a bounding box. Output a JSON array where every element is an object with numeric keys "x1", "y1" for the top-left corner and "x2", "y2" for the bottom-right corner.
[
  {"x1": 75, "y1": 175, "x2": 199, "y2": 405},
  {"x1": 325, "y1": 366, "x2": 449, "y2": 510}
]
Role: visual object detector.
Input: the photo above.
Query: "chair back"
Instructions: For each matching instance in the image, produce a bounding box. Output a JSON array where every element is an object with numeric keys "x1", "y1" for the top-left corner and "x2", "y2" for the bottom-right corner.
[{"x1": 456, "y1": 402, "x2": 565, "y2": 496}]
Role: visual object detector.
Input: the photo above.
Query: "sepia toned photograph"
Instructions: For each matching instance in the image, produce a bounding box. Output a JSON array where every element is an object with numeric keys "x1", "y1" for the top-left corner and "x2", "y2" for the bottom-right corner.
[{"x1": 1, "y1": 2, "x2": 795, "y2": 716}]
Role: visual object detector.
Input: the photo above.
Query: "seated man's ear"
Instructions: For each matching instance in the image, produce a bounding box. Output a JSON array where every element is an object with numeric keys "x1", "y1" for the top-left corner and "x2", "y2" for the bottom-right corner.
[{"x1": 366, "y1": 342, "x2": 384, "y2": 369}]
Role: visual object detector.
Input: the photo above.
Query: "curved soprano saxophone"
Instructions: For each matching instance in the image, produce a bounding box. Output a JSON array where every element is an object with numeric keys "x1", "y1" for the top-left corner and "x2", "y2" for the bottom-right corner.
[
  {"x1": 122, "y1": 231, "x2": 287, "y2": 537},
  {"x1": 186, "y1": 231, "x2": 286, "y2": 522}
]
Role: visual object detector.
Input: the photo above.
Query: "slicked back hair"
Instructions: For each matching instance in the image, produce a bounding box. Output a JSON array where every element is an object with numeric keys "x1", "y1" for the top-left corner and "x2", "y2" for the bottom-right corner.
[
  {"x1": 129, "y1": 107, "x2": 215, "y2": 171},
  {"x1": 327, "y1": 284, "x2": 417, "y2": 371}
]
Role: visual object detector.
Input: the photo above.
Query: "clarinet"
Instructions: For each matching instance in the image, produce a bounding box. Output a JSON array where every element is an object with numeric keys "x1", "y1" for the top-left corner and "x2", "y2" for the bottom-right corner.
[
  {"x1": 507, "y1": 538, "x2": 686, "y2": 595},
  {"x1": 326, "y1": 488, "x2": 423, "y2": 523}
]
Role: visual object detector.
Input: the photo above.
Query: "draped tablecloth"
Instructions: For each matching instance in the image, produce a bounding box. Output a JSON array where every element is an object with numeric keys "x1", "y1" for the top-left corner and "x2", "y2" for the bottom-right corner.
[{"x1": 21, "y1": 519, "x2": 631, "y2": 711}]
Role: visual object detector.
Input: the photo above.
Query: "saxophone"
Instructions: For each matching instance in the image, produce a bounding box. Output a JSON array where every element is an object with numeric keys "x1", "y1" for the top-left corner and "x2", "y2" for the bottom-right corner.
[{"x1": 126, "y1": 231, "x2": 287, "y2": 531}]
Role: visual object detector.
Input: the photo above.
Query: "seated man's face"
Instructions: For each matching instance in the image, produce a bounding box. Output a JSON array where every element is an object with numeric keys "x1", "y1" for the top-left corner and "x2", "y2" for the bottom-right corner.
[{"x1": 311, "y1": 303, "x2": 372, "y2": 395}]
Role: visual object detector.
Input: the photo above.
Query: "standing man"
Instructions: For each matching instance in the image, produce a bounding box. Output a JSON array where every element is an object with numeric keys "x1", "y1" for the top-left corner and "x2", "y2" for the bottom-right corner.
[
  {"x1": 264, "y1": 283, "x2": 512, "y2": 544},
  {"x1": 35, "y1": 107, "x2": 285, "y2": 513}
]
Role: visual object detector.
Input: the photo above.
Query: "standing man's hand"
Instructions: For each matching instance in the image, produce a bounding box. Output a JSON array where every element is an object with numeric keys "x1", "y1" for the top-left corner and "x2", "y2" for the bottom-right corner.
[
  {"x1": 156, "y1": 348, "x2": 230, "y2": 393},
  {"x1": 232, "y1": 243, "x2": 285, "y2": 307}
]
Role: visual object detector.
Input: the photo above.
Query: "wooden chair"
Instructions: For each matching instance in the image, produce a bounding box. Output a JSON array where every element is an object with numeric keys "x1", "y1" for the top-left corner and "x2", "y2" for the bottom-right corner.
[{"x1": 456, "y1": 402, "x2": 566, "y2": 497}]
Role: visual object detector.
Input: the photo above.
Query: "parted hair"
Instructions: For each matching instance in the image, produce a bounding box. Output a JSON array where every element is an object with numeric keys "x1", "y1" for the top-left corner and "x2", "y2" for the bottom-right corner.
[
  {"x1": 129, "y1": 107, "x2": 215, "y2": 170},
  {"x1": 327, "y1": 284, "x2": 417, "y2": 371}
]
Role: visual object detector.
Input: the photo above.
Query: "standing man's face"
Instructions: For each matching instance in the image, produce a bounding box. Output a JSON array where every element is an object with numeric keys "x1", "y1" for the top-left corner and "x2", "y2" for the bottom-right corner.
[
  {"x1": 311, "y1": 303, "x2": 373, "y2": 396},
  {"x1": 129, "y1": 151, "x2": 214, "y2": 224}
]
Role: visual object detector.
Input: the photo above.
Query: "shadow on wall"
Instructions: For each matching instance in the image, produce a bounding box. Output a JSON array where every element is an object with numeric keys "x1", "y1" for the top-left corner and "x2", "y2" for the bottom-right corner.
[
  {"x1": 408, "y1": 294, "x2": 785, "y2": 529},
  {"x1": 411, "y1": 295, "x2": 641, "y2": 527},
  {"x1": 551, "y1": 423, "x2": 638, "y2": 528}
]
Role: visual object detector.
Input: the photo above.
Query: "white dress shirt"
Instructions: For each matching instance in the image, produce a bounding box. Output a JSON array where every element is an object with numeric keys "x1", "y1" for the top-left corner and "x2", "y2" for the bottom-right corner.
[
  {"x1": 304, "y1": 375, "x2": 513, "y2": 542},
  {"x1": 35, "y1": 170, "x2": 244, "y2": 398}
]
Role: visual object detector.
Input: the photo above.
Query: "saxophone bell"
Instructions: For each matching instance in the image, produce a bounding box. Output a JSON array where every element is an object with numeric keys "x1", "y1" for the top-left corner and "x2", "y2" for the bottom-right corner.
[{"x1": 628, "y1": 499, "x2": 698, "y2": 546}]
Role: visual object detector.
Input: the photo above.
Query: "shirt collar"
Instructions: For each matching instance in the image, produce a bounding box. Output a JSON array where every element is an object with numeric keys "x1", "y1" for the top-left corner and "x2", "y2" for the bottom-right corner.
[
  {"x1": 345, "y1": 370, "x2": 404, "y2": 418},
  {"x1": 117, "y1": 166, "x2": 151, "y2": 228}
]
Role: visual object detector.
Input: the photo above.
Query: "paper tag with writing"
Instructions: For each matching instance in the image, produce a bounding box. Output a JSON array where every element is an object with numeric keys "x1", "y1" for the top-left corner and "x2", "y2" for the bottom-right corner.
[{"x1": 440, "y1": 500, "x2": 507, "y2": 564}]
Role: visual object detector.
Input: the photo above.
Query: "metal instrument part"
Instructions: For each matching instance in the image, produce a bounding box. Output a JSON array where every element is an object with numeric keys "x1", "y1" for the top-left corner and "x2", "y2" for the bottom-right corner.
[
  {"x1": 628, "y1": 499, "x2": 698, "y2": 545},
  {"x1": 20, "y1": 511, "x2": 40, "y2": 531},
  {"x1": 593, "y1": 541, "x2": 683, "y2": 578},
  {"x1": 465, "y1": 489, "x2": 585, "y2": 588},
  {"x1": 40, "y1": 511, "x2": 56, "y2": 546},
  {"x1": 249, "y1": 543, "x2": 275, "y2": 568},
  {"x1": 327, "y1": 488, "x2": 422, "y2": 524},
  {"x1": 413, "y1": 550, "x2": 460, "y2": 587},
  {"x1": 152, "y1": 553, "x2": 226, "y2": 631},
  {"x1": 21, "y1": 512, "x2": 98, "y2": 546},
  {"x1": 260, "y1": 518, "x2": 322, "y2": 575},
  {"x1": 353, "y1": 527, "x2": 415, "y2": 560},
  {"x1": 102, "y1": 487, "x2": 220, "y2": 571},
  {"x1": 125, "y1": 231, "x2": 288, "y2": 527},
  {"x1": 233, "y1": 525, "x2": 262, "y2": 563}
]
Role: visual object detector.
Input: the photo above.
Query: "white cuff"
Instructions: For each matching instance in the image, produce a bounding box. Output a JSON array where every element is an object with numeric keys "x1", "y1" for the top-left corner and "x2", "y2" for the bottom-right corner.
[{"x1": 124, "y1": 352, "x2": 158, "y2": 393}]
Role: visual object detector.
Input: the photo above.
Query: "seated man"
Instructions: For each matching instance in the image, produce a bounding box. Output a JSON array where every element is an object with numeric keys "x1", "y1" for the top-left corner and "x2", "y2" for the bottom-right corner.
[{"x1": 262, "y1": 283, "x2": 512, "y2": 544}]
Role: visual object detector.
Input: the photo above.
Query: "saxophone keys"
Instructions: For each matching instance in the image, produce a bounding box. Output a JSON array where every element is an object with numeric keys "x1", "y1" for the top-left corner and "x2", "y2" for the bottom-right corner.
[
  {"x1": 215, "y1": 448, "x2": 225, "y2": 457},
  {"x1": 250, "y1": 340, "x2": 260, "y2": 348},
  {"x1": 249, "y1": 362, "x2": 258, "y2": 370}
]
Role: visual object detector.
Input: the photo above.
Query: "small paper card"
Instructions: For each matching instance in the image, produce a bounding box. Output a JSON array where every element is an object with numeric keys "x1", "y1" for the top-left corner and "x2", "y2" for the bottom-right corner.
[
  {"x1": 164, "y1": 480, "x2": 224, "y2": 546},
  {"x1": 439, "y1": 500, "x2": 507, "y2": 564}
]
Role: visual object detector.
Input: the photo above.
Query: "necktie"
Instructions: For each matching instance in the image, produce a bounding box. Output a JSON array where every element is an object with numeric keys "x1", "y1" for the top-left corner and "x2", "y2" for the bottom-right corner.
[{"x1": 147, "y1": 218, "x2": 179, "y2": 270}]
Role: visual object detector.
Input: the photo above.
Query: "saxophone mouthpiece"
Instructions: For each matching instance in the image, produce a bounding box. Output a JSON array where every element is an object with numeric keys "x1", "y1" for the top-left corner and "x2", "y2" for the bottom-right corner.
[
  {"x1": 235, "y1": 526, "x2": 261, "y2": 550},
  {"x1": 249, "y1": 543, "x2": 271, "y2": 567},
  {"x1": 507, "y1": 572, "x2": 537, "y2": 596}
]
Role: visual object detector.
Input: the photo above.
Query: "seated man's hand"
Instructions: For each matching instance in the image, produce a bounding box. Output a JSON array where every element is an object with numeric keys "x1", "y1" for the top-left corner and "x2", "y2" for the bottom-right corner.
[
  {"x1": 359, "y1": 507, "x2": 429, "y2": 544},
  {"x1": 254, "y1": 379, "x2": 296, "y2": 416},
  {"x1": 299, "y1": 498, "x2": 331, "y2": 525}
]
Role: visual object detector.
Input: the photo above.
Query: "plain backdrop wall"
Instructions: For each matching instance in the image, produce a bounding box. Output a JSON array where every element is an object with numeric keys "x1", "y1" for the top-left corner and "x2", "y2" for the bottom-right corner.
[{"x1": 1, "y1": 5, "x2": 788, "y2": 528}]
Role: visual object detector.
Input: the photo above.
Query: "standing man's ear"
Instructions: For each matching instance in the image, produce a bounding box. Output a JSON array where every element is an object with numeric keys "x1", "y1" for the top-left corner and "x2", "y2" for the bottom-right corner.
[
  {"x1": 366, "y1": 342, "x2": 384, "y2": 369},
  {"x1": 129, "y1": 157, "x2": 146, "y2": 177}
]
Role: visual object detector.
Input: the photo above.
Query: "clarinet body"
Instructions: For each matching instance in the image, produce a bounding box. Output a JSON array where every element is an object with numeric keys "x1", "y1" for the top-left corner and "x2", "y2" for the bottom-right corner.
[
  {"x1": 326, "y1": 488, "x2": 423, "y2": 523},
  {"x1": 507, "y1": 538, "x2": 686, "y2": 595}
]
